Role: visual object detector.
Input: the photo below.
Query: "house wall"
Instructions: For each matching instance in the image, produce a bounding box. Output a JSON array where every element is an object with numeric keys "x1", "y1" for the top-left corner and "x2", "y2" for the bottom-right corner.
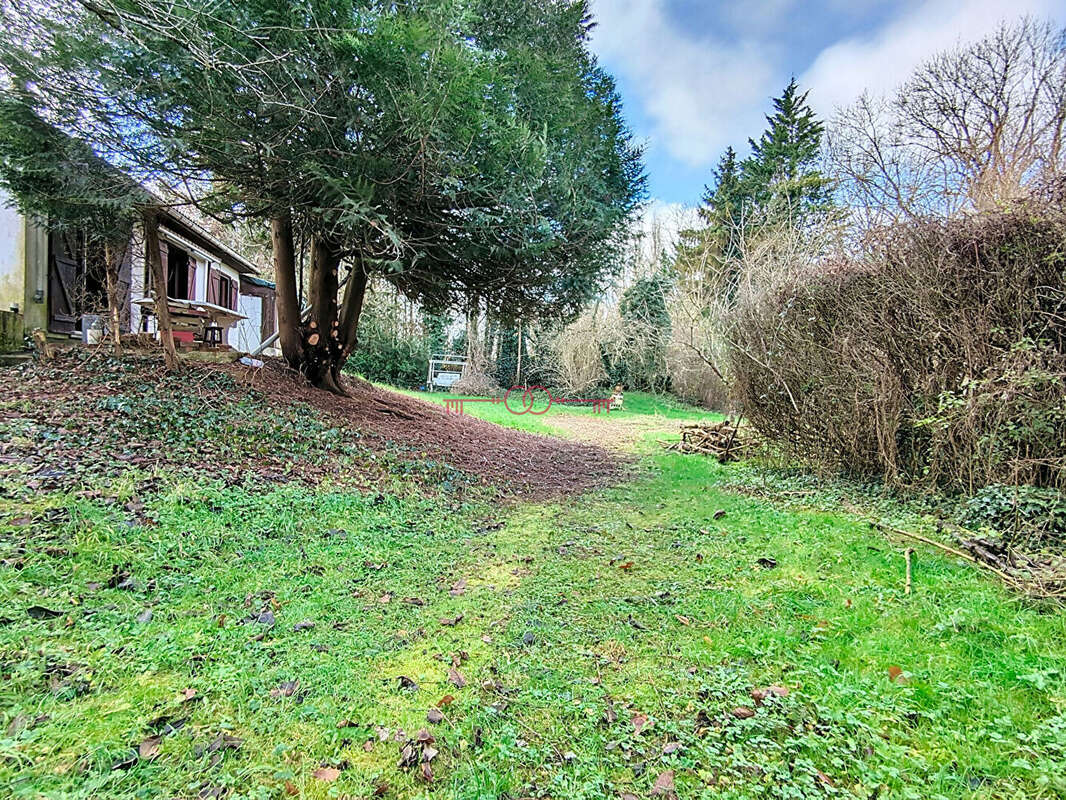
[
  {"x1": 0, "y1": 192, "x2": 50, "y2": 333},
  {"x1": 230, "y1": 293, "x2": 263, "y2": 352},
  {"x1": 129, "y1": 221, "x2": 147, "y2": 333},
  {"x1": 0, "y1": 201, "x2": 26, "y2": 314}
]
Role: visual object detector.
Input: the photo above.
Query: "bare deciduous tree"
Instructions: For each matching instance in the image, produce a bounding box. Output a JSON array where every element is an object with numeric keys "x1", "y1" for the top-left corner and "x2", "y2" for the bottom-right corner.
[{"x1": 830, "y1": 17, "x2": 1066, "y2": 225}]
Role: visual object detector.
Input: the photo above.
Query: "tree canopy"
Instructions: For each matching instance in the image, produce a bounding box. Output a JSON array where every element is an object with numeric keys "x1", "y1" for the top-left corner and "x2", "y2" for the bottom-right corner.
[{"x1": 0, "y1": 0, "x2": 644, "y2": 387}]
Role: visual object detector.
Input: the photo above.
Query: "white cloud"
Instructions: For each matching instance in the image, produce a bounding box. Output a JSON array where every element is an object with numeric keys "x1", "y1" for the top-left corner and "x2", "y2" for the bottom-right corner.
[
  {"x1": 590, "y1": 0, "x2": 777, "y2": 168},
  {"x1": 801, "y1": 0, "x2": 1065, "y2": 116},
  {"x1": 591, "y1": 0, "x2": 1066, "y2": 172}
]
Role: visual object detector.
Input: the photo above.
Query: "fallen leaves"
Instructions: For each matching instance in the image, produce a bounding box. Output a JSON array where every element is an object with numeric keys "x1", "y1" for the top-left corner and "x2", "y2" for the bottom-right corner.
[
  {"x1": 439, "y1": 613, "x2": 464, "y2": 627},
  {"x1": 731, "y1": 706, "x2": 756, "y2": 719},
  {"x1": 269, "y1": 680, "x2": 299, "y2": 698},
  {"x1": 138, "y1": 736, "x2": 161, "y2": 760},
  {"x1": 652, "y1": 769, "x2": 677, "y2": 797},
  {"x1": 888, "y1": 665, "x2": 908, "y2": 684},
  {"x1": 750, "y1": 685, "x2": 789, "y2": 705},
  {"x1": 631, "y1": 712, "x2": 651, "y2": 735},
  {"x1": 448, "y1": 668, "x2": 467, "y2": 688},
  {"x1": 426, "y1": 707, "x2": 444, "y2": 724},
  {"x1": 398, "y1": 728, "x2": 438, "y2": 783},
  {"x1": 312, "y1": 766, "x2": 341, "y2": 782}
]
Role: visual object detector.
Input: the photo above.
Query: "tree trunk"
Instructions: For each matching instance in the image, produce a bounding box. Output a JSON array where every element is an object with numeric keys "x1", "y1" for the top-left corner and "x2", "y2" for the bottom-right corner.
[
  {"x1": 302, "y1": 233, "x2": 344, "y2": 393},
  {"x1": 143, "y1": 210, "x2": 178, "y2": 372},
  {"x1": 103, "y1": 240, "x2": 123, "y2": 357},
  {"x1": 271, "y1": 212, "x2": 303, "y2": 370},
  {"x1": 515, "y1": 318, "x2": 522, "y2": 386},
  {"x1": 338, "y1": 256, "x2": 368, "y2": 362}
]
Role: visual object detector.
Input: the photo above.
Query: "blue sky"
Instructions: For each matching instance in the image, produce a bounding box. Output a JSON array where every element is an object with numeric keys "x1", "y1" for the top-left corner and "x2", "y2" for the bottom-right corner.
[{"x1": 589, "y1": 0, "x2": 1066, "y2": 207}]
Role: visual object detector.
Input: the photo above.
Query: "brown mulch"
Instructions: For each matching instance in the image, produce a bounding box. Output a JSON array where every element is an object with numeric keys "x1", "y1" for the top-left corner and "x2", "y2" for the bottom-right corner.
[
  {"x1": 0, "y1": 350, "x2": 622, "y2": 499},
  {"x1": 226, "y1": 359, "x2": 623, "y2": 498}
]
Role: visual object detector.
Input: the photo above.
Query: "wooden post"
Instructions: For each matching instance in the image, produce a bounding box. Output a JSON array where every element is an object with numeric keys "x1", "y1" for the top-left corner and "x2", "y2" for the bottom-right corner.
[
  {"x1": 104, "y1": 241, "x2": 123, "y2": 357},
  {"x1": 143, "y1": 210, "x2": 178, "y2": 372}
]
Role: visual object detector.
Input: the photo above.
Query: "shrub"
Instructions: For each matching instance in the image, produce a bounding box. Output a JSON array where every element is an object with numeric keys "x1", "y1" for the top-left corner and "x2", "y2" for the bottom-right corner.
[
  {"x1": 728, "y1": 202, "x2": 1066, "y2": 494},
  {"x1": 963, "y1": 484, "x2": 1066, "y2": 549}
]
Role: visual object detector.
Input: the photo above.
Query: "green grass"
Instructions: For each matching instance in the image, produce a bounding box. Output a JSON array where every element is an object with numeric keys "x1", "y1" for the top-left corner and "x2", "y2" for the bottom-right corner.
[
  {"x1": 2, "y1": 376, "x2": 1065, "y2": 799},
  {"x1": 396, "y1": 387, "x2": 712, "y2": 437}
]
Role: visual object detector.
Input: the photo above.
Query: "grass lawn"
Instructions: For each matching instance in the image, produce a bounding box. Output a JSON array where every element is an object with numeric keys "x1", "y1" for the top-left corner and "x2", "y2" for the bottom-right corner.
[
  {"x1": 2, "y1": 375, "x2": 1065, "y2": 799},
  {"x1": 392, "y1": 387, "x2": 713, "y2": 438}
]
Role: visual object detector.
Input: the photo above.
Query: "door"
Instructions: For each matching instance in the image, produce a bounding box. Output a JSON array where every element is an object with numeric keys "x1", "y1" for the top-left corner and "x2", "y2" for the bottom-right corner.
[{"x1": 48, "y1": 230, "x2": 79, "y2": 333}]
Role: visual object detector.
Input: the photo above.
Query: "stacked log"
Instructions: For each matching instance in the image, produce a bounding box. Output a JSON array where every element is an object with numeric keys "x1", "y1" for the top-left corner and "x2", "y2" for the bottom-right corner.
[{"x1": 663, "y1": 419, "x2": 751, "y2": 462}]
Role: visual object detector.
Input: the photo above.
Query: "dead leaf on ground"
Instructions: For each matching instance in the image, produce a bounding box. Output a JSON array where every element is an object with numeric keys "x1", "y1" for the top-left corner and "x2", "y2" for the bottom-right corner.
[
  {"x1": 675, "y1": 615, "x2": 690, "y2": 626},
  {"x1": 293, "y1": 620, "x2": 315, "y2": 631},
  {"x1": 652, "y1": 769, "x2": 676, "y2": 796},
  {"x1": 713, "y1": 509, "x2": 726, "y2": 520},
  {"x1": 312, "y1": 766, "x2": 341, "y2": 782},
  {"x1": 420, "y1": 762, "x2": 433, "y2": 782},
  {"x1": 449, "y1": 579, "x2": 467, "y2": 596},
  {"x1": 618, "y1": 561, "x2": 634, "y2": 571},
  {"x1": 887, "y1": 665, "x2": 905, "y2": 683},
  {"x1": 138, "y1": 736, "x2": 161, "y2": 760},
  {"x1": 437, "y1": 694, "x2": 455, "y2": 707},
  {"x1": 426, "y1": 708, "x2": 444, "y2": 724},
  {"x1": 631, "y1": 712, "x2": 651, "y2": 735},
  {"x1": 662, "y1": 741, "x2": 681, "y2": 754},
  {"x1": 270, "y1": 680, "x2": 299, "y2": 698},
  {"x1": 750, "y1": 685, "x2": 789, "y2": 705},
  {"x1": 403, "y1": 597, "x2": 425, "y2": 606},
  {"x1": 448, "y1": 668, "x2": 467, "y2": 688},
  {"x1": 397, "y1": 675, "x2": 419, "y2": 690},
  {"x1": 440, "y1": 613, "x2": 463, "y2": 626},
  {"x1": 731, "y1": 706, "x2": 756, "y2": 719},
  {"x1": 378, "y1": 593, "x2": 392, "y2": 604}
]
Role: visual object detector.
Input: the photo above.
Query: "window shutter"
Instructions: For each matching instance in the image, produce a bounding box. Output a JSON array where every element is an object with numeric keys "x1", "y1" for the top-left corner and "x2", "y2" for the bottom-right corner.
[
  {"x1": 187, "y1": 262, "x2": 197, "y2": 300},
  {"x1": 230, "y1": 281, "x2": 238, "y2": 311},
  {"x1": 207, "y1": 266, "x2": 219, "y2": 305}
]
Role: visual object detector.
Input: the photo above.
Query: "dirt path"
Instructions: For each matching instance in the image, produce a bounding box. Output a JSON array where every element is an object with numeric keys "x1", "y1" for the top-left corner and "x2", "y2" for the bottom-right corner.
[
  {"x1": 544, "y1": 411, "x2": 684, "y2": 451},
  {"x1": 230, "y1": 360, "x2": 625, "y2": 498}
]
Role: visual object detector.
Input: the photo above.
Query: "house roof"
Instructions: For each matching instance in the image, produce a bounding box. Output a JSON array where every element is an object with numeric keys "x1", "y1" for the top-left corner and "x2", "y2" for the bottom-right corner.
[
  {"x1": 240, "y1": 274, "x2": 276, "y2": 290},
  {"x1": 158, "y1": 207, "x2": 260, "y2": 275}
]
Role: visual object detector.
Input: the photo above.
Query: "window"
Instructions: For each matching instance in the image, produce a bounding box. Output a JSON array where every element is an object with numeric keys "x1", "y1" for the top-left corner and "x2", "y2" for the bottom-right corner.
[
  {"x1": 218, "y1": 274, "x2": 234, "y2": 310},
  {"x1": 164, "y1": 244, "x2": 194, "y2": 300}
]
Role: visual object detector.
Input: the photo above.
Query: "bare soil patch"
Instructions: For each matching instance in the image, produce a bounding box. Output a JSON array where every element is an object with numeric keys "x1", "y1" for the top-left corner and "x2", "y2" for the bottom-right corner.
[
  {"x1": 0, "y1": 351, "x2": 622, "y2": 499},
  {"x1": 230, "y1": 360, "x2": 623, "y2": 498},
  {"x1": 544, "y1": 411, "x2": 682, "y2": 451}
]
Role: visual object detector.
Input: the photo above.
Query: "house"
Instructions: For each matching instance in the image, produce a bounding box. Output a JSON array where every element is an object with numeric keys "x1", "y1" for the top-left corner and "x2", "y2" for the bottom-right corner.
[{"x1": 0, "y1": 189, "x2": 277, "y2": 354}]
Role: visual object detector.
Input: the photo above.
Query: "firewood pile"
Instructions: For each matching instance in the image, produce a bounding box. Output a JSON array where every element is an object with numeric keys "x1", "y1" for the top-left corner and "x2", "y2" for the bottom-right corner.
[{"x1": 662, "y1": 419, "x2": 752, "y2": 462}]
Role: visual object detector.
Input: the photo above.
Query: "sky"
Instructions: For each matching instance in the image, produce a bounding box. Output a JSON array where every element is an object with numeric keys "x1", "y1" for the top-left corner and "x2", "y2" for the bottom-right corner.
[{"x1": 589, "y1": 0, "x2": 1066, "y2": 209}]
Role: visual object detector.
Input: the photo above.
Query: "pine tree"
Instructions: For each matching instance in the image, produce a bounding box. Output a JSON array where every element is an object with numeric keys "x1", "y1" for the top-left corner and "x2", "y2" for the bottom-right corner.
[{"x1": 740, "y1": 78, "x2": 833, "y2": 218}]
